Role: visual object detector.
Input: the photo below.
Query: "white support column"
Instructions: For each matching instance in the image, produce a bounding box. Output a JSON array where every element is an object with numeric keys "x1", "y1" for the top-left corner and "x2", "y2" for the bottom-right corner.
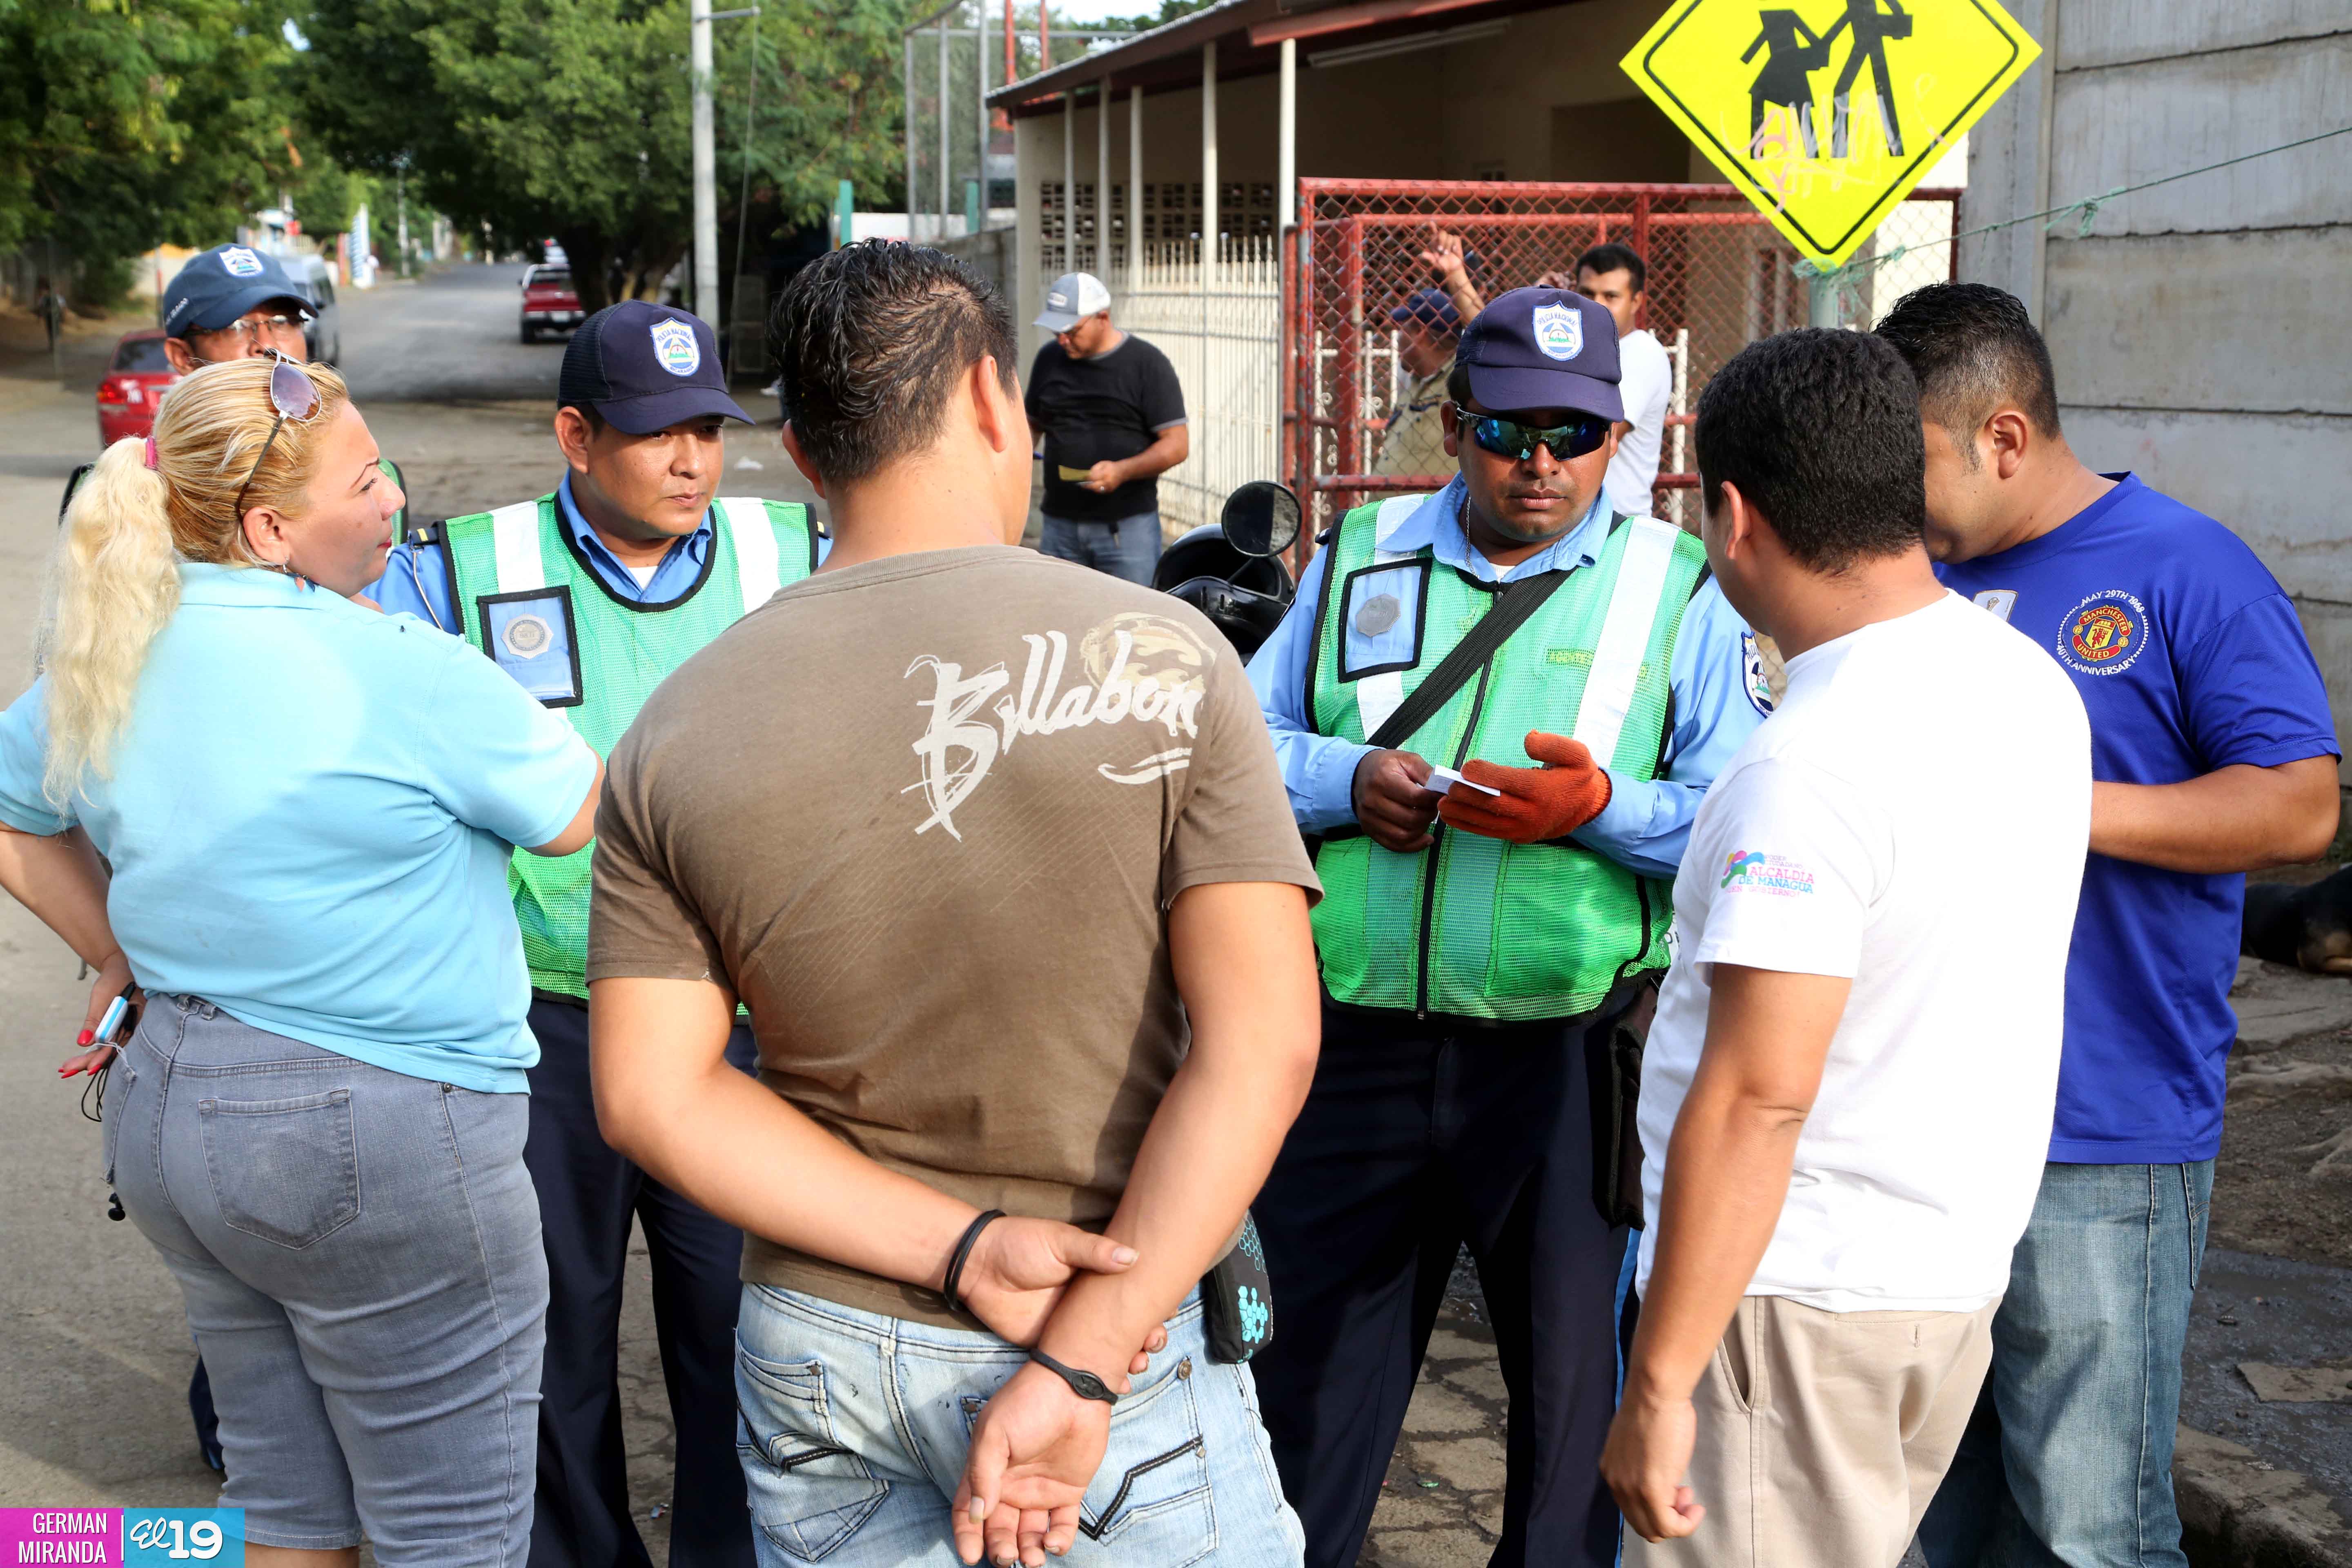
[
  {"x1": 1202, "y1": 39, "x2": 1218, "y2": 285},
  {"x1": 1098, "y1": 78, "x2": 1111, "y2": 278},
  {"x1": 937, "y1": 16, "x2": 951, "y2": 240},
  {"x1": 977, "y1": 6, "x2": 990, "y2": 231},
  {"x1": 1062, "y1": 91, "x2": 1076, "y2": 278},
  {"x1": 1277, "y1": 38, "x2": 1296, "y2": 236},
  {"x1": 1129, "y1": 85, "x2": 1143, "y2": 289},
  {"x1": 904, "y1": 31, "x2": 918, "y2": 246}
]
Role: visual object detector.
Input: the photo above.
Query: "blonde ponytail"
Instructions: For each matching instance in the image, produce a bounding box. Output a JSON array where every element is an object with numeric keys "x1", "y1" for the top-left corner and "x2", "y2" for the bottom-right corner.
[
  {"x1": 38, "y1": 356, "x2": 351, "y2": 806},
  {"x1": 42, "y1": 439, "x2": 182, "y2": 804}
]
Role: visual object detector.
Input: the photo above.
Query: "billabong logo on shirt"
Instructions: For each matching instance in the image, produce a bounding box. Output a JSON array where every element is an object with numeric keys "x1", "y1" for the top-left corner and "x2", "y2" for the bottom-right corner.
[
  {"x1": 1721, "y1": 850, "x2": 1814, "y2": 895},
  {"x1": 904, "y1": 613, "x2": 1214, "y2": 840}
]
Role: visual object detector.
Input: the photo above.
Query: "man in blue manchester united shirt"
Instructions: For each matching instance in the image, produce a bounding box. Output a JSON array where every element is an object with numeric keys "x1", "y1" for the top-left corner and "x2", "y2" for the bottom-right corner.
[{"x1": 1882, "y1": 284, "x2": 2341, "y2": 1568}]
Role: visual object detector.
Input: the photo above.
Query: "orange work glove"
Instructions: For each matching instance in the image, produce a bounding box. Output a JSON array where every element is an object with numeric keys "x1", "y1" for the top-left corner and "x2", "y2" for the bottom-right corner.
[{"x1": 1437, "y1": 731, "x2": 1613, "y2": 844}]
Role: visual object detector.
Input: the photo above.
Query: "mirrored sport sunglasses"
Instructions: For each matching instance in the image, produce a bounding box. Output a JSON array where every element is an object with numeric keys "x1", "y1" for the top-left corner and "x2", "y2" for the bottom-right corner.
[
  {"x1": 231, "y1": 351, "x2": 323, "y2": 528},
  {"x1": 1463, "y1": 410, "x2": 1612, "y2": 463}
]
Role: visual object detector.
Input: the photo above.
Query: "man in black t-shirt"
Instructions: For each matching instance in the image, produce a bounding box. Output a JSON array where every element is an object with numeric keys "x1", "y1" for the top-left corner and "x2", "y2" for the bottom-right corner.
[{"x1": 1025, "y1": 271, "x2": 1189, "y2": 584}]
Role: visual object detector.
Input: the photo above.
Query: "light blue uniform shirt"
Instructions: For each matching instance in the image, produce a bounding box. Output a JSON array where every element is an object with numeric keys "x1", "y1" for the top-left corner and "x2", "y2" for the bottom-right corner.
[
  {"x1": 1247, "y1": 479, "x2": 1768, "y2": 878},
  {"x1": 371, "y1": 472, "x2": 827, "y2": 630},
  {"x1": 0, "y1": 565, "x2": 599, "y2": 1092}
]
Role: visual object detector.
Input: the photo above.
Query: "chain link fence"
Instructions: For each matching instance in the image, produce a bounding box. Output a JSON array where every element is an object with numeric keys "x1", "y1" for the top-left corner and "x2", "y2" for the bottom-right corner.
[{"x1": 1288, "y1": 179, "x2": 1959, "y2": 533}]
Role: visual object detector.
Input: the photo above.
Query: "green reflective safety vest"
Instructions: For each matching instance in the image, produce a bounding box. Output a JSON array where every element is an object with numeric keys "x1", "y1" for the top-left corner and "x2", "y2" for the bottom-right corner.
[
  {"x1": 444, "y1": 493, "x2": 817, "y2": 998},
  {"x1": 1307, "y1": 496, "x2": 1709, "y2": 1022}
]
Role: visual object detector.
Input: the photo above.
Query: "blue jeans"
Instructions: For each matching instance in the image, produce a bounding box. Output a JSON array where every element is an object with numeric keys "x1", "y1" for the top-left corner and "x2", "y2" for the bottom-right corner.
[
  {"x1": 734, "y1": 1283, "x2": 1305, "y2": 1568},
  {"x1": 1041, "y1": 512, "x2": 1163, "y2": 584},
  {"x1": 1916, "y1": 1160, "x2": 2214, "y2": 1568},
  {"x1": 108, "y1": 995, "x2": 547, "y2": 1564}
]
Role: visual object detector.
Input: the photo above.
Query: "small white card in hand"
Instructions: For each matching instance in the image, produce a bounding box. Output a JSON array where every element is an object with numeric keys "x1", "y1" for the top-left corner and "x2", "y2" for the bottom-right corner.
[{"x1": 1421, "y1": 765, "x2": 1501, "y2": 797}]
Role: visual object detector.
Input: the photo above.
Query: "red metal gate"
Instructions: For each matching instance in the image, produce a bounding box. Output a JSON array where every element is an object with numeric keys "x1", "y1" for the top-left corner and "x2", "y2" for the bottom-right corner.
[{"x1": 1285, "y1": 178, "x2": 1960, "y2": 535}]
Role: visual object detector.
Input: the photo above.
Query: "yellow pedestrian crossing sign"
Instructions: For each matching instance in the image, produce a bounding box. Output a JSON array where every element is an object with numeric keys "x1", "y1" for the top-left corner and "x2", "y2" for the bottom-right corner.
[{"x1": 1621, "y1": 0, "x2": 2041, "y2": 266}]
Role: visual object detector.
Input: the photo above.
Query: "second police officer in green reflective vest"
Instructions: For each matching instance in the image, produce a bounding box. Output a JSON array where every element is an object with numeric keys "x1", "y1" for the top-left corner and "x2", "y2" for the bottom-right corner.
[
  {"x1": 373, "y1": 300, "x2": 818, "y2": 1568},
  {"x1": 1245, "y1": 288, "x2": 1771, "y2": 1568}
]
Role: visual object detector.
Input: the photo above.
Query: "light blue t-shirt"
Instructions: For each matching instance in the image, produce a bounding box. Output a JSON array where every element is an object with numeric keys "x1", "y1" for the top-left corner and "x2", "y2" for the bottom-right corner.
[{"x1": 0, "y1": 564, "x2": 599, "y2": 1092}]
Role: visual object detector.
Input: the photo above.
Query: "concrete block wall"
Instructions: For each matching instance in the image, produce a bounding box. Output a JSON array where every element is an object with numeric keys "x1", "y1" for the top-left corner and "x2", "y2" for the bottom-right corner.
[{"x1": 1962, "y1": 3, "x2": 2352, "y2": 774}]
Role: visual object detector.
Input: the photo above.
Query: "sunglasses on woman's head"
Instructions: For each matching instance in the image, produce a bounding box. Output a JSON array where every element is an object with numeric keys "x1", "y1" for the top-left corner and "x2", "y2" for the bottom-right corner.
[
  {"x1": 231, "y1": 351, "x2": 324, "y2": 529},
  {"x1": 1461, "y1": 410, "x2": 1612, "y2": 463}
]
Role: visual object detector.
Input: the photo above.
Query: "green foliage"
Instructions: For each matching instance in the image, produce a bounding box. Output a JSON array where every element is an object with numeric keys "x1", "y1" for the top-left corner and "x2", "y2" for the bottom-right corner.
[
  {"x1": 298, "y1": 0, "x2": 923, "y2": 310},
  {"x1": 726, "y1": 0, "x2": 914, "y2": 227},
  {"x1": 0, "y1": 0, "x2": 298, "y2": 272},
  {"x1": 0, "y1": 0, "x2": 388, "y2": 299},
  {"x1": 1076, "y1": 0, "x2": 1214, "y2": 37}
]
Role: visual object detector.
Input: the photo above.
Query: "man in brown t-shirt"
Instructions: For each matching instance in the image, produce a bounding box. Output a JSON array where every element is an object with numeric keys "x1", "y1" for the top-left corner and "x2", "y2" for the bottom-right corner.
[{"x1": 588, "y1": 241, "x2": 1322, "y2": 1568}]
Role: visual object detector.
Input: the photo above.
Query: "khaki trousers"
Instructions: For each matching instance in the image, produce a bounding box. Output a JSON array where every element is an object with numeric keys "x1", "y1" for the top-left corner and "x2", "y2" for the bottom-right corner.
[{"x1": 1625, "y1": 1294, "x2": 1999, "y2": 1568}]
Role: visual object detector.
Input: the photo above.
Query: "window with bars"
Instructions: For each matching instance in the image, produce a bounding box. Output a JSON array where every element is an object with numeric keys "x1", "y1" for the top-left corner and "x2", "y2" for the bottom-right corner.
[{"x1": 1040, "y1": 181, "x2": 1279, "y2": 272}]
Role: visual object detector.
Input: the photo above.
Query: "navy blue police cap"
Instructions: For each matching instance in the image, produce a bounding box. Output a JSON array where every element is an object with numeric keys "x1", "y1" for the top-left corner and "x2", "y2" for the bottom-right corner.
[
  {"x1": 1388, "y1": 288, "x2": 1461, "y2": 336},
  {"x1": 559, "y1": 301, "x2": 751, "y2": 434},
  {"x1": 161, "y1": 245, "x2": 316, "y2": 339},
  {"x1": 1455, "y1": 287, "x2": 1623, "y2": 423}
]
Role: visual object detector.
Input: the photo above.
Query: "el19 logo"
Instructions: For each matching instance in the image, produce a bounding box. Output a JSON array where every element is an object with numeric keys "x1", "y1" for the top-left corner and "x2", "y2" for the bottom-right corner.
[{"x1": 123, "y1": 1508, "x2": 244, "y2": 1565}]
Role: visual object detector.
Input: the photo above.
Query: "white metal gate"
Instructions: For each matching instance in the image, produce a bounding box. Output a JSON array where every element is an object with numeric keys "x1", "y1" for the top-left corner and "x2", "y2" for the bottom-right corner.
[{"x1": 1114, "y1": 237, "x2": 1283, "y2": 537}]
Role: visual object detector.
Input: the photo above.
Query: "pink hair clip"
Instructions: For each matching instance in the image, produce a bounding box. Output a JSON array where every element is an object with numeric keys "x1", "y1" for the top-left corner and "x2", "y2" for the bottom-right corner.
[{"x1": 143, "y1": 437, "x2": 158, "y2": 471}]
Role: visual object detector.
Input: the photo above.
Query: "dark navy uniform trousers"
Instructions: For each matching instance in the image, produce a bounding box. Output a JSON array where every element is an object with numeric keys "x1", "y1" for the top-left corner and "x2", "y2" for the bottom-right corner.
[
  {"x1": 524, "y1": 997, "x2": 757, "y2": 1568},
  {"x1": 1252, "y1": 1002, "x2": 1625, "y2": 1568}
]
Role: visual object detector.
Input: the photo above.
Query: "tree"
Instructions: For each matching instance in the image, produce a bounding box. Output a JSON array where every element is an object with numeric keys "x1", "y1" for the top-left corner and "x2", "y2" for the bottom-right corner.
[
  {"x1": 0, "y1": 0, "x2": 303, "y2": 295},
  {"x1": 298, "y1": 0, "x2": 920, "y2": 315}
]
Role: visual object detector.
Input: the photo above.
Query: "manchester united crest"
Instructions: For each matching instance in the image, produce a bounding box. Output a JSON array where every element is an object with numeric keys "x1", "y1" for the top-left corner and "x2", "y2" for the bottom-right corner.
[{"x1": 2058, "y1": 588, "x2": 2148, "y2": 677}]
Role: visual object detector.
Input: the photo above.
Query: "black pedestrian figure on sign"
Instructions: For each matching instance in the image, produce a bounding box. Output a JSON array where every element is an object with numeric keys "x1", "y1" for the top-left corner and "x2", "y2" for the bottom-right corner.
[
  {"x1": 1743, "y1": 10, "x2": 1831, "y2": 159},
  {"x1": 1822, "y1": 0, "x2": 1913, "y2": 157}
]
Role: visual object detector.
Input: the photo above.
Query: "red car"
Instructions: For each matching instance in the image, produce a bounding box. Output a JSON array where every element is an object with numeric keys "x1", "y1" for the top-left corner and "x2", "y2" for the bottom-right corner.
[
  {"x1": 520, "y1": 264, "x2": 583, "y2": 342},
  {"x1": 96, "y1": 329, "x2": 178, "y2": 446}
]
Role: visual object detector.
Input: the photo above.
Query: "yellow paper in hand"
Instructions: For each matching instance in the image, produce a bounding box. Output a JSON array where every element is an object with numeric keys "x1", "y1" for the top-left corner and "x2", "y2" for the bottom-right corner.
[{"x1": 1057, "y1": 465, "x2": 1093, "y2": 482}]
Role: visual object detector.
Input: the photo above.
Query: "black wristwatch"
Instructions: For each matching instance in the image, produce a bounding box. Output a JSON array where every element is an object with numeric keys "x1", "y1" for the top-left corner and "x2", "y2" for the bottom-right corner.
[{"x1": 1028, "y1": 1347, "x2": 1119, "y2": 1405}]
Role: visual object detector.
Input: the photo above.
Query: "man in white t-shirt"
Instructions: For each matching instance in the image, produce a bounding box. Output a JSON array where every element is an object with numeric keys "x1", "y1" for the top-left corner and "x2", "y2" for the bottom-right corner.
[
  {"x1": 1571, "y1": 243, "x2": 1674, "y2": 518},
  {"x1": 1601, "y1": 328, "x2": 2090, "y2": 1567}
]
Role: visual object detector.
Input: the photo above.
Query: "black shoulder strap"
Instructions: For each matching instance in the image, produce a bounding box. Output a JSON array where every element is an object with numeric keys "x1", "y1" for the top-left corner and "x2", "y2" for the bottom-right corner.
[{"x1": 1366, "y1": 566, "x2": 1570, "y2": 751}]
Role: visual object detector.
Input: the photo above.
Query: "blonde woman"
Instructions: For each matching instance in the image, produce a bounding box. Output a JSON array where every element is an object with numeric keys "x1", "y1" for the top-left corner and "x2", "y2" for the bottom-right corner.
[{"x1": 0, "y1": 356, "x2": 600, "y2": 1567}]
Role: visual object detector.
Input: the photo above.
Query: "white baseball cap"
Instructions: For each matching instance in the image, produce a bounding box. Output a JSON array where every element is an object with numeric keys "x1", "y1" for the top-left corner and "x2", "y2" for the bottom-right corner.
[{"x1": 1035, "y1": 272, "x2": 1112, "y2": 332}]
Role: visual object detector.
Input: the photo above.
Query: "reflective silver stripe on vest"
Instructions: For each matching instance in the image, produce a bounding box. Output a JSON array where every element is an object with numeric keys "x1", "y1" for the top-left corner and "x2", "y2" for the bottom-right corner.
[
  {"x1": 1572, "y1": 516, "x2": 1682, "y2": 767},
  {"x1": 1356, "y1": 494, "x2": 1430, "y2": 741},
  {"x1": 717, "y1": 497, "x2": 782, "y2": 615},
  {"x1": 488, "y1": 499, "x2": 546, "y2": 593}
]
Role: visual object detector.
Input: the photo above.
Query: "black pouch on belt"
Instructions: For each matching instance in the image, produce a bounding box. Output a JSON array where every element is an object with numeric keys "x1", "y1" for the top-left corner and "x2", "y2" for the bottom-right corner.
[
  {"x1": 1200, "y1": 1211, "x2": 1275, "y2": 1363},
  {"x1": 1593, "y1": 976, "x2": 1661, "y2": 1229}
]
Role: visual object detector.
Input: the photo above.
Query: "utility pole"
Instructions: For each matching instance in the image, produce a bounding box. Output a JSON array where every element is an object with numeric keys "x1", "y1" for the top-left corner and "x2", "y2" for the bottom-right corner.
[
  {"x1": 693, "y1": 4, "x2": 760, "y2": 326},
  {"x1": 692, "y1": 0, "x2": 718, "y2": 323},
  {"x1": 395, "y1": 158, "x2": 412, "y2": 280}
]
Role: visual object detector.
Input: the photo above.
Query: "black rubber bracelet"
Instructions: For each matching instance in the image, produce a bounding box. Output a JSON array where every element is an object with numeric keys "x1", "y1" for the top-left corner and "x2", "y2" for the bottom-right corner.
[
  {"x1": 1028, "y1": 1347, "x2": 1119, "y2": 1405},
  {"x1": 941, "y1": 1209, "x2": 1004, "y2": 1318}
]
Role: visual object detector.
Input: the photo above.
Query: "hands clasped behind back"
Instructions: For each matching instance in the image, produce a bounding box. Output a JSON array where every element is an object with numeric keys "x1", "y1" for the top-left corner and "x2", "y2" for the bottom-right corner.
[{"x1": 953, "y1": 1217, "x2": 1167, "y2": 1372}]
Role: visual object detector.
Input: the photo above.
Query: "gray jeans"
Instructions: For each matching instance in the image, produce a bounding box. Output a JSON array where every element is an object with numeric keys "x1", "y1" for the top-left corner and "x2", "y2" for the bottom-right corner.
[{"x1": 107, "y1": 995, "x2": 548, "y2": 1562}]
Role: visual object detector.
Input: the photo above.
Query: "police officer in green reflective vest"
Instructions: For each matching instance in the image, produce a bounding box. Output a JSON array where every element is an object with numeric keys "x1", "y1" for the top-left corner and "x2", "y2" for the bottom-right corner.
[
  {"x1": 1245, "y1": 288, "x2": 1771, "y2": 1568},
  {"x1": 373, "y1": 300, "x2": 817, "y2": 1568}
]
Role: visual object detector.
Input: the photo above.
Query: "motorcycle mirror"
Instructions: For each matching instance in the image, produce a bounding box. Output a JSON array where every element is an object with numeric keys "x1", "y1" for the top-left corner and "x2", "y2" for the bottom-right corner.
[{"x1": 1220, "y1": 481, "x2": 1302, "y2": 559}]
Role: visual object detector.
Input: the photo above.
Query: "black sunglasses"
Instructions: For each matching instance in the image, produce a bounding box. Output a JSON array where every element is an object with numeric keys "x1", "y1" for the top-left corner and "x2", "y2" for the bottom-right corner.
[
  {"x1": 1460, "y1": 409, "x2": 1612, "y2": 463},
  {"x1": 230, "y1": 351, "x2": 323, "y2": 530}
]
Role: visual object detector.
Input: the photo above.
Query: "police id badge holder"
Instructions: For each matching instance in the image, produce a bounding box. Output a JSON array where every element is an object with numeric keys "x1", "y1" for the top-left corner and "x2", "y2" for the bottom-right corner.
[
  {"x1": 477, "y1": 585, "x2": 585, "y2": 706},
  {"x1": 1202, "y1": 1210, "x2": 1276, "y2": 1362}
]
